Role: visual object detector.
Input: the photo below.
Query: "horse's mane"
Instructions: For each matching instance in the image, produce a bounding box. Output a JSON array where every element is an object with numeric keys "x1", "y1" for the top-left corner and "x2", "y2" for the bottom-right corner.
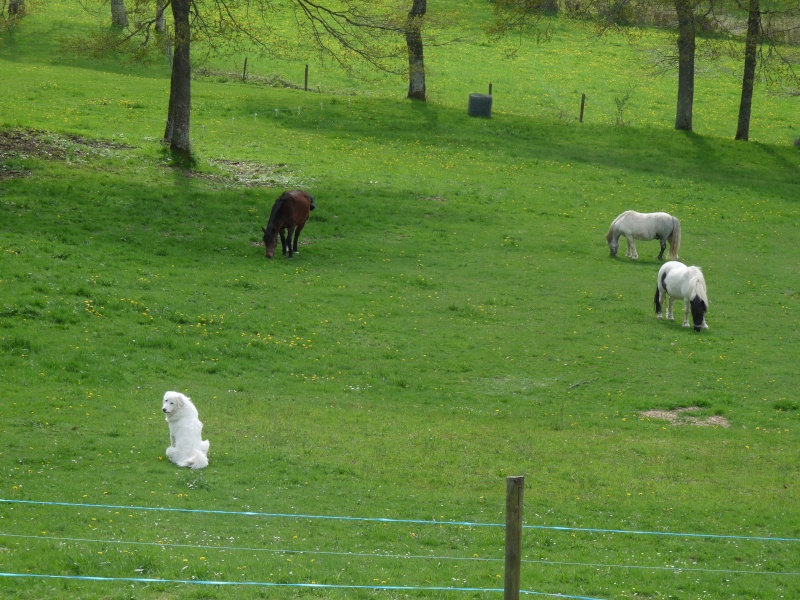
[
  {"x1": 267, "y1": 194, "x2": 289, "y2": 229},
  {"x1": 606, "y1": 212, "x2": 627, "y2": 242},
  {"x1": 688, "y1": 267, "x2": 708, "y2": 305}
]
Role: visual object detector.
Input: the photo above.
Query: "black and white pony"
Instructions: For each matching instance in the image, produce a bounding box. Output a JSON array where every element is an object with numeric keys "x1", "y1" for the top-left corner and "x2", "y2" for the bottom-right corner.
[
  {"x1": 654, "y1": 261, "x2": 709, "y2": 332},
  {"x1": 606, "y1": 211, "x2": 681, "y2": 260}
]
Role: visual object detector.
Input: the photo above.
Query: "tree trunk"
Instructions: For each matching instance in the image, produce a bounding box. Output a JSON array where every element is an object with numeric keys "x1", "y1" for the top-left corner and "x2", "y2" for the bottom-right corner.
[
  {"x1": 674, "y1": 0, "x2": 695, "y2": 131},
  {"x1": 405, "y1": 0, "x2": 427, "y2": 101},
  {"x1": 164, "y1": 0, "x2": 192, "y2": 161},
  {"x1": 735, "y1": 0, "x2": 760, "y2": 141},
  {"x1": 156, "y1": 0, "x2": 166, "y2": 33},
  {"x1": 111, "y1": 0, "x2": 129, "y2": 28},
  {"x1": 8, "y1": 0, "x2": 25, "y2": 16}
]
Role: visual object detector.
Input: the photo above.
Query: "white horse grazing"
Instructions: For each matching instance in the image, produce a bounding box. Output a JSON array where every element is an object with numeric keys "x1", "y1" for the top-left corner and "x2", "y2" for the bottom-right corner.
[
  {"x1": 654, "y1": 261, "x2": 709, "y2": 332},
  {"x1": 606, "y1": 211, "x2": 681, "y2": 260}
]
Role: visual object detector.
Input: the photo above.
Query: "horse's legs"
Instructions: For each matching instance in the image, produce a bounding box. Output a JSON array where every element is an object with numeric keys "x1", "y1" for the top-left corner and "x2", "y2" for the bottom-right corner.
[
  {"x1": 682, "y1": 299, "x2": 691, "y2": 327},
  {"x1": 279, "y1": 229, "x2": 288, "y2": 256},
  {"x1": 292, "y1": 224, "x2": 305, "y2": 254},
  {"x1": 667, "y1": 297, "x2": 675, "y2": 321},
  {"x1": 286, "y1": 226, "x2": 297, "y2": 258},
  {"x1": 626, "y1": 236, "x2": 638, "y2": 259},
  {"x1": 657, "y1": 239, "x2": 666, "y2": 260}
]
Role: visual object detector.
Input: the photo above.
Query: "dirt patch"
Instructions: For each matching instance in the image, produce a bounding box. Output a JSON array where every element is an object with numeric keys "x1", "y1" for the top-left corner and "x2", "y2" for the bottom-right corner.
[
  {"x1": 179, "y1": 159, "x2": 307, "y2": 189},
  {"x1": 0, "y1": 128, "x2": 133, "y2": 164},
  {"x1": 66, "y1": 133, "x2": 133, "y2": 150},
  {"x1": 206, "y1": 159, "x2": 304, "y2": 188},
  {"x1": 639, "y1": 407, "x2": 730, "y2": 428},
  {"x1": 1, "y1": 129, "x2": 66, "y2": 160},
  {"x1": 1, "y1": 128, "x2": 305, "y2": 189},
  {"x1": 0, "y1": 166, "x2": 28, "y2": 181}
]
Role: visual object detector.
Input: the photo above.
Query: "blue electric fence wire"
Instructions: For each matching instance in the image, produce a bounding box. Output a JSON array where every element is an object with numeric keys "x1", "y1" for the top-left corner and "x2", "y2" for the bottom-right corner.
[
  {"x1": 3, "y1": 533, "x2": 798, "y2": 577},
  {"x1": 0, "y1": 572, "x2": 607, "y2": 599},
  {"x1": 0, "y1": 498, "x2": 494, "y2": 528},
  {"x1": 2, "y1": 498, "x2": 798, "y2": 543}
]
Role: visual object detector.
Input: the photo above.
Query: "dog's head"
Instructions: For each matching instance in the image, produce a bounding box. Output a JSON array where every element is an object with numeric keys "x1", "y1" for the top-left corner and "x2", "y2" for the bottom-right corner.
[{"x1": 162, "y1": 391, "x2": 188, "y2": 417}]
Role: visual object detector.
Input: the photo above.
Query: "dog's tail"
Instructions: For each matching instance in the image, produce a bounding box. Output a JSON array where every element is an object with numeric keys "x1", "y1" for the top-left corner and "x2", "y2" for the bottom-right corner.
[{"x1": 186, "y1": 449, "x2": 209, "y2": 469}]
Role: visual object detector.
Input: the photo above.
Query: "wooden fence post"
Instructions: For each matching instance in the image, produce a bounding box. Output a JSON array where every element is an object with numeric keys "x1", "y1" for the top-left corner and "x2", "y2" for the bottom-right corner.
[
  {"x1": 489, "y1": 82, "x2": 493, "y2": 95},
  {"x1": 580, "y1": 93, "x2": 586, "y2": 123},
  {"x1": 504, "y1": 475, "x2": 524, "y2": 600},
  {"x1": 305, "y1": 64, "x2": 309, "y2": 91},
  {"x1": 242, "y1": 57, "x2": 248, "y2": 82}
]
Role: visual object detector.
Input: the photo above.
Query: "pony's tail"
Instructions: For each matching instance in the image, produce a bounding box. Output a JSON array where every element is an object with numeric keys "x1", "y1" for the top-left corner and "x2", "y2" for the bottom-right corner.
[
  {"x1": 654, "y1": 284, "x2": 662, "y2": 315},
  {"x1": 667, "y1": 217, "x2": 681, "y2": 260}
]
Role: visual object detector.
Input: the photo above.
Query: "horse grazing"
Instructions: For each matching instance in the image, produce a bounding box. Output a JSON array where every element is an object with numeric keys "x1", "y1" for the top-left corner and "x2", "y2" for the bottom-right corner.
[
  {"x1": 654, "y1": 261, "x2": 709, "y2": 332},
  {"x1": 261, "y1": 190, "x2": 315, "y2": 259},
  {"x1": 606, "y1": 210, "x2": 681, "y2": 260}
]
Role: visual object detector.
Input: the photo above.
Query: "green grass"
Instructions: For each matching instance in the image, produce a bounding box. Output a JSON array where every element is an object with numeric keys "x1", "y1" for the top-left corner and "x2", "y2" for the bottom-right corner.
[{"x1": 1, "y1": 2, "x2": 799, "y2": 599}]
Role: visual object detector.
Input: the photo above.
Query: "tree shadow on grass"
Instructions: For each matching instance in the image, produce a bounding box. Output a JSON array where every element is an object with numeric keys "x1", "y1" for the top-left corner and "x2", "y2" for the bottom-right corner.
[{"x1": 255, "y1": 95, "x2": 798, "y2": 198}]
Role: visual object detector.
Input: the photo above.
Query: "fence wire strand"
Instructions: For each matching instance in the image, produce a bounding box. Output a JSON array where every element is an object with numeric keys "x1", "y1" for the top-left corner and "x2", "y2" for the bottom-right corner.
[
  {"x1": 0, "y1": 572, "x2": 607, "y2": 599},
  {"x1": 2, "y1": 532, "x2": 798, "y2": 577},
  {"x1": 3, "y1": 498, "x2": 798, "y2": 543},
  {"x1": 2, "y1": 498, "x2": 798, "y2": 598}
]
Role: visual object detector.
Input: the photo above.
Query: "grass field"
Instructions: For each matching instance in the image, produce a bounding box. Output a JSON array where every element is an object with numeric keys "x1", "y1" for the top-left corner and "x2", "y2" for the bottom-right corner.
[{"x1": 1, "y1": 1, "x2": 799, "y2": 599}]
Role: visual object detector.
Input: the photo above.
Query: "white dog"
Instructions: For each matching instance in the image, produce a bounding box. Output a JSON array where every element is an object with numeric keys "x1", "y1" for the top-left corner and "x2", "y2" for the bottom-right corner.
[{"x1": 162, "y1": 391, "x2": 209, "y2": 469}]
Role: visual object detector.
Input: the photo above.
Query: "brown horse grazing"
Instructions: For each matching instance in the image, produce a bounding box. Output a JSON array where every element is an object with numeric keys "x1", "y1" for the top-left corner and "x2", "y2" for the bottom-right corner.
[{"x1": 261, "y1": 190, "x2": 315, "y2": 259}]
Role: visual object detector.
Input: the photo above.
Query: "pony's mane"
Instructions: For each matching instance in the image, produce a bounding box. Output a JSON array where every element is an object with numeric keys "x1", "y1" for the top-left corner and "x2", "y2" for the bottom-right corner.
[
  {"x1": 267, "y1": 194, "x2": 288, "y2": 228},
  {"x1": 687, "y1": 267, "x2": 708, "y2": 305},
  {"x1": 606, "y1": 212, "x2": 627, "y2": 242}
]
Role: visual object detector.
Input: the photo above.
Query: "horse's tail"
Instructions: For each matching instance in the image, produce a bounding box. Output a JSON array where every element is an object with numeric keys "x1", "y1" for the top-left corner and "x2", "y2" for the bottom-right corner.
[
  {"x1": 667, "y1": 216, "x2": 681, "y2": 260},
  {"x1": 308, "y1": 194, "x2": 316, "y2": 211},
  {"x1": 654, "y1": 283, "x2": 662, "y2": 315}
]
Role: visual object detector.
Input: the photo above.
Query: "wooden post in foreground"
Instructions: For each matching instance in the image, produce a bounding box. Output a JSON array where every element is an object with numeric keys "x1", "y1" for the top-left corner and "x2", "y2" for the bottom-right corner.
[
  {"x1": 579, "y1": 93, "x2": 586, "y2": 123},
  {"x1": 242, "y1": 57, "x2": 248, "y2": 82},
  {"x1": 504, "y1": 475, "x2": 524, "y2": 600},
  {"x1": 305, "y1": 64, "x2": 309, "y2": 91}
]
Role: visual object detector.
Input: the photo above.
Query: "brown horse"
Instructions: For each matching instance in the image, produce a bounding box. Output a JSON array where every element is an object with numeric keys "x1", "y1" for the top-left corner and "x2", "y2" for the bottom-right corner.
[{"x1": 261, "y1": 190, "x2": 315, "y2": 259}]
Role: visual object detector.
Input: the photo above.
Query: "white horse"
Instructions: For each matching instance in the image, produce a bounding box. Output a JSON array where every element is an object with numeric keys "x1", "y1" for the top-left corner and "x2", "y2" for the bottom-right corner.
[
  {"x1": 606, "y1": 211, "x2": 681, "y2": 260},
  {"x1": 654, "y1": 261, "x2": 709, "y2": 331}
]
